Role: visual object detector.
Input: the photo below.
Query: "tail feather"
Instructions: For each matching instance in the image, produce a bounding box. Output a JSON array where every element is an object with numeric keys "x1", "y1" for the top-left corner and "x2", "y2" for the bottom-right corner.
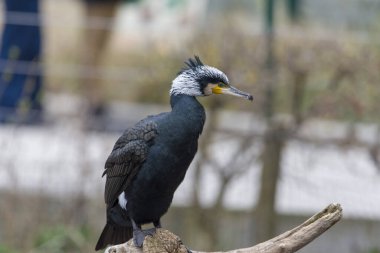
[
  {"x1": 95, "y1": 223, "x2": 133, "y2": 251},
  {"x1": 95, "y1": 204, "x2": 133, "y2": 251}
]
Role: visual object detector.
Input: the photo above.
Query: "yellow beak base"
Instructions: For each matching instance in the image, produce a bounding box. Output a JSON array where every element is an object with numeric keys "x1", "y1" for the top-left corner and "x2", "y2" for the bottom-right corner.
[{"x1": 211, "y1": 86, "x2": 223, "y2": 94}]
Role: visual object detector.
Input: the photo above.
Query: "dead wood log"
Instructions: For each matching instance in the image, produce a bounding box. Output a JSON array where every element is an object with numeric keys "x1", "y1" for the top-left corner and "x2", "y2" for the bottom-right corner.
[{"x1": 104, "y1": 203, "x2": 342, "y2": 253}]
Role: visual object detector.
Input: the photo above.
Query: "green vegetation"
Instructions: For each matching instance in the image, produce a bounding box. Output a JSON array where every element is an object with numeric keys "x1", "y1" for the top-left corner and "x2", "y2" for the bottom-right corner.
[
  {"x1": 0, "y1": 245, "x2": 19, "y2": 253},
  {"x1": 31, "y1": 226, "x2": 91, "y2": 253}
]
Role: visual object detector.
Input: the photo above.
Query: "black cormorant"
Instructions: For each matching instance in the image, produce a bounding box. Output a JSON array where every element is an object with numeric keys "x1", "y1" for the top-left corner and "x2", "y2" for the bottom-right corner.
[{"x1": 95, "y1": 56, "x2": 253, "y2": 250}]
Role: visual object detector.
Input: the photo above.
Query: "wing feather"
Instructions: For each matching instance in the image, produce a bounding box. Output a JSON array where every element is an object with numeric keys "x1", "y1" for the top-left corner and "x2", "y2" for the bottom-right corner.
[{"x1": 102, "y1": 121, "x2": 157, "y2": 206}]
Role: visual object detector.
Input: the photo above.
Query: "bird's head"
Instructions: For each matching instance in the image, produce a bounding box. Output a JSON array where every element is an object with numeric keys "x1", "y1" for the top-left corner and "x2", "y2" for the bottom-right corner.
[{"x1": 170, "y1": 56, "x2": 253, "y2": 101}]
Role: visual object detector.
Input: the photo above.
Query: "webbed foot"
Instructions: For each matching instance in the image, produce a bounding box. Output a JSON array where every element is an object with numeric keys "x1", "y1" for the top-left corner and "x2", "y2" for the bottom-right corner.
[
  {"x1": 133, "y1": 227, "x2": 157, "y2": 247},
  {"x1": 131, "y1": 219, "x2": 160, "y2": 247}
]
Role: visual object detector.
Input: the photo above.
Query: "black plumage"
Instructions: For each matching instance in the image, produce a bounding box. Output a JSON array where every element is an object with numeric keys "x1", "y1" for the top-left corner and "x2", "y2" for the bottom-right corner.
[{"x1": 96, "y1": 56, "x2": 252, "y2": 250}]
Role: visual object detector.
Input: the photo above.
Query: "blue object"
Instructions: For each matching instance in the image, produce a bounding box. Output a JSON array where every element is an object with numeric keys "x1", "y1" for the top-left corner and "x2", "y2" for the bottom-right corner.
[{"x1": 0, "y1": 0, "x2": 43, "y2": 124}]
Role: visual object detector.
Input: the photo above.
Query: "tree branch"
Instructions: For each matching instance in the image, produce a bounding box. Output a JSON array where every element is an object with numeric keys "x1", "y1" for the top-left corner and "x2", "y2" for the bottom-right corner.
[{"x1": 104, "y1": 203, "x2": 342, "y2": 253}]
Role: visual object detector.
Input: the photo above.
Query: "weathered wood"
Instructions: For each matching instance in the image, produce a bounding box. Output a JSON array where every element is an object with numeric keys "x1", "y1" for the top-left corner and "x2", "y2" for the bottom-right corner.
[{"x1": 104, "y1": 203, "x2": 342, "y2": 253}]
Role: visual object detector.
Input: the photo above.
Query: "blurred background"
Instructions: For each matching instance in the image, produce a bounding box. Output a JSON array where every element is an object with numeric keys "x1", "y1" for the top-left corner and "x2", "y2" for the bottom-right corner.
[{"x1": 0, "y1": 0, "x2": 380, "y2": 252}]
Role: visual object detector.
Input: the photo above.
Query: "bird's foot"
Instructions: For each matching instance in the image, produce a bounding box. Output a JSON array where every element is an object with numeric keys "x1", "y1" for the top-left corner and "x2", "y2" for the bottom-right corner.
[{"x1": 133, "y1": 227, "x2": 157, "y2": 247}]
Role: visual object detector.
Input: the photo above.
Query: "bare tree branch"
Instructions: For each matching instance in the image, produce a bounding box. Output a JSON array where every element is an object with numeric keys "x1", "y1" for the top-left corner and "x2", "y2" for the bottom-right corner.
[{"x1": 104, "y1": 203, "x2": 342, "y2": 253}]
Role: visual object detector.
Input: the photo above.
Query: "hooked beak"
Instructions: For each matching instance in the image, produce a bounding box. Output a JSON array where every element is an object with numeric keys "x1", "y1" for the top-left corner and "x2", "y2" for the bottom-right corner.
[{"x1": 212, "y1": 85, "x2": 253, "y2": 101}]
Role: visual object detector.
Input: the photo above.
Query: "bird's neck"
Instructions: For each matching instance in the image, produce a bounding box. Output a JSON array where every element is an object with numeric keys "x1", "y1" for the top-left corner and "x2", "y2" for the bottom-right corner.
[
  {"x1": 170, "y1": 94, "x2": 203, "y2": 113},
  {"x1": 170, "y1": 94, "x2": 206, "y2": 133}
]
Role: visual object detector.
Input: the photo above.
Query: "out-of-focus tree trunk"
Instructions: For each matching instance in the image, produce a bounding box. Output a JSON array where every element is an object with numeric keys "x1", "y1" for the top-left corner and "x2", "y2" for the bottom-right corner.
[
  {"x1": 254, "y1": 0, "x2": 281, "y2": 243},
  {"x1": 255, "y1": 0, "x2": 305, "y2": 243},
  {"x1": 255, "y1": 123, "x2": 286, "y2": 242}
]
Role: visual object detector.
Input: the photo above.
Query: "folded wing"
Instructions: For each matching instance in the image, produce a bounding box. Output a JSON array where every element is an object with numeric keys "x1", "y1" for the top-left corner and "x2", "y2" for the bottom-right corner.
[{"x1": 102, "y1": 120, "x2": 158, "y2": 206}]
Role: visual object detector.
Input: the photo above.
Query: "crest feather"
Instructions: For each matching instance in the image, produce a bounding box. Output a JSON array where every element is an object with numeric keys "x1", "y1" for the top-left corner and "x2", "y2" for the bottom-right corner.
[
  {"x1": 178, "y1": 55, "x2": 204, "y2": 75},
  {"x1": 185, "y1": 55, "x2": 204, "y2": 68}
]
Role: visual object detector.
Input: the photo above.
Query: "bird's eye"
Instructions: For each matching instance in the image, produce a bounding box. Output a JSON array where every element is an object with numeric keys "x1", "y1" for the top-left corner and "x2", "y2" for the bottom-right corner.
[{"x1": 218, "y1": 83, "x2": 228, "y2": 88}]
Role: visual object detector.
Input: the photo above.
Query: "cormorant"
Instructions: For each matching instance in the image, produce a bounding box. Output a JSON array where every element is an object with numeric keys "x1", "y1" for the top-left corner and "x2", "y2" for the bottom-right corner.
[{"x1": 95, "y1": 56, "x2": 253, "y2": 250}]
